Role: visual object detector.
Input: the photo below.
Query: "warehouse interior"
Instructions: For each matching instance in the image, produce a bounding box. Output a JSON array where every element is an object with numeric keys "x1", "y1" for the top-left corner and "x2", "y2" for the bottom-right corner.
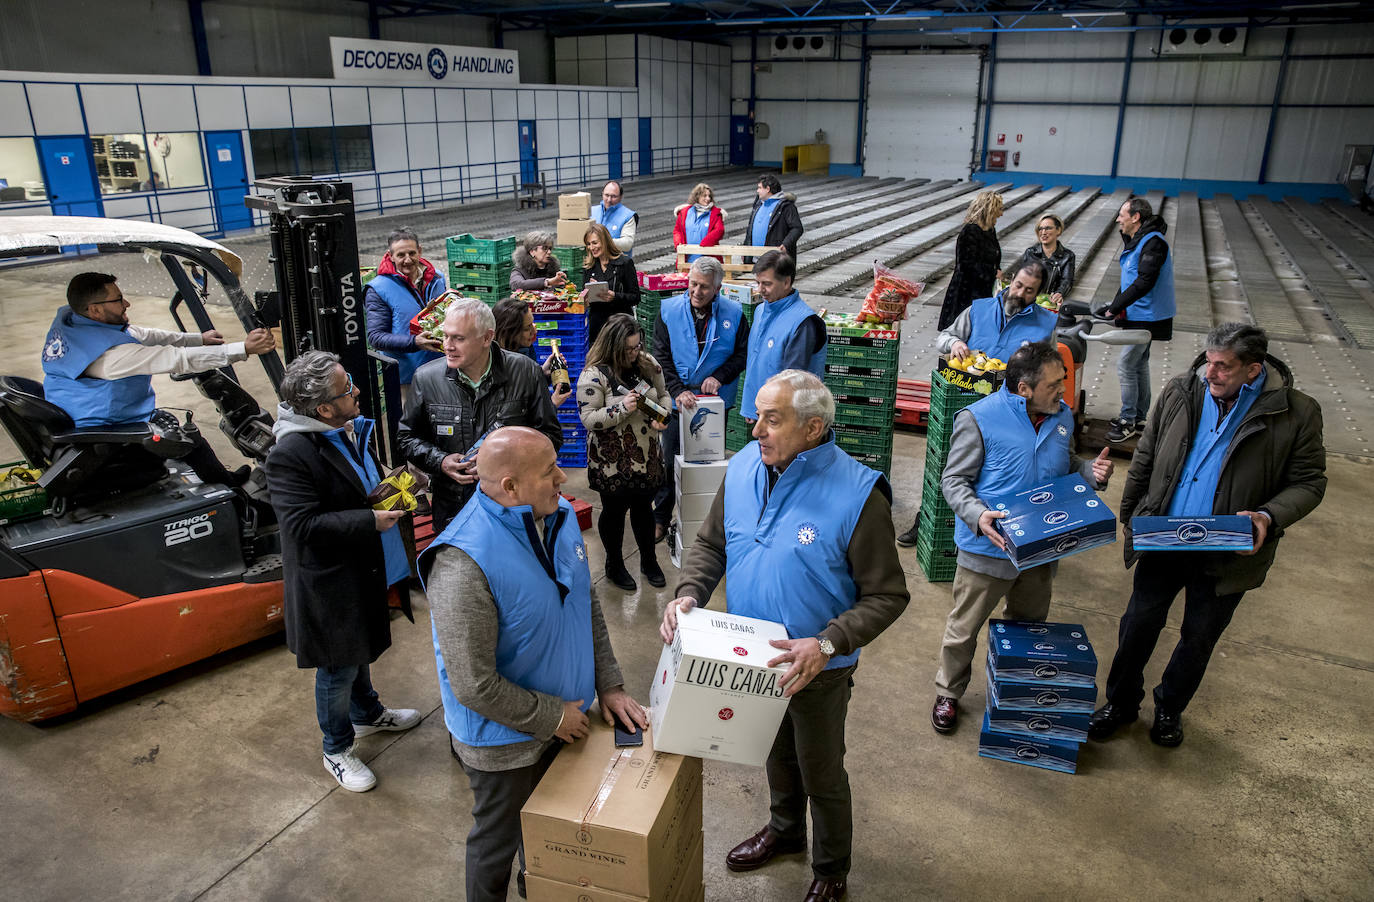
[{"x1": 1, "y1": 2, "x2": 1373, "y2": 900}]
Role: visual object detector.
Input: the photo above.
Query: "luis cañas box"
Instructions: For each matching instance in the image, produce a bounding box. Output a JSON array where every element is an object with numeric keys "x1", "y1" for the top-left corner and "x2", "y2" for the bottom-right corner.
[
  {"x1": 648, "y1": 607, "x2": 791, "y2": 766},
  {"x1": 521, "y1": 722, "x2": 702, "y2": 900},
  {"x1": 1130, "y1": 515, "x2": 1254, "y2": 551},
  {"x1": 991, "y1": 473, "x2": 1117, "y2": 570}
]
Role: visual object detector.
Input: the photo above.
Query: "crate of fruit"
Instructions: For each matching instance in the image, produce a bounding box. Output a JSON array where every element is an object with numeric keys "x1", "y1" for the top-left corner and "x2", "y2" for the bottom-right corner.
[
  {"x1": 934, "y1": 356, "x2": 1006, "y2": 397},
  {"x1": 0, "y1": 461, "x2": 47, "y2": 525}
]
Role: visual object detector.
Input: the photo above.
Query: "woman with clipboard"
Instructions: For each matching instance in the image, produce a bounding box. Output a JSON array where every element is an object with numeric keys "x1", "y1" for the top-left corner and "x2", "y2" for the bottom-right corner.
[{"x1": 582, "y1": 222, "x2": 641, "y2": 342}]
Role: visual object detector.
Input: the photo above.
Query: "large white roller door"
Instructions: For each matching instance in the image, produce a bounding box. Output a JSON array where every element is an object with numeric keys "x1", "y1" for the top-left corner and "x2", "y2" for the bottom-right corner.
[{"x1": 863, "y1": 53, "x2": 982, "y2": 180}]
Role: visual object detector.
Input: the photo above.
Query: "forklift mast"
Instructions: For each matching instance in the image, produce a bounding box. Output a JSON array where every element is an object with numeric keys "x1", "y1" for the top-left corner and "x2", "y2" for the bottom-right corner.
[{"x1": 245, "y1": 177, "x2": 403, "y2": 466}]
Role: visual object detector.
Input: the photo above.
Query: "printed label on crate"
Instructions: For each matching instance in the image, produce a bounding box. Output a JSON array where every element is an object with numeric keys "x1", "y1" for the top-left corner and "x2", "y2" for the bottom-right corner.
[
  {"x1": 831, "y1": 393, "x2": 892, "y2": 409},
  {"x1": 935, "y1": 366, "x2": 1001, "y2": 396},
  {"x1": 530, "y1": 299, "x2": 585, "y2": 315},
  {"x1": 638, "y1": 272, "x2": 690, "y2": 291},
  {"x1": 826, "y1": 364, "x2": 896, "y2": 378}
]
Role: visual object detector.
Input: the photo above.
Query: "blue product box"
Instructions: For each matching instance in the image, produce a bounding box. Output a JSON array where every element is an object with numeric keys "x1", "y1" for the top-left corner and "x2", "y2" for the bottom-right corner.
[
  {"x1": 985, "y1": 657, "x2": 1097, "y2": 713},
  {"x1": 987, "y1": 619, "x2": 1097, "y2": 687},
  {"x1": 991, "y1": 474, "x2": 1117, "y2": 570},
  {"x1": 978, "y1": 711, "x2": 1081, "y2": 774},
  {"x1": 986, "y1": 681, "x2": 1091, "y2": 742},
  {"x1": 1130, "y1": 515, "x2": 1254, "y2": 551}
]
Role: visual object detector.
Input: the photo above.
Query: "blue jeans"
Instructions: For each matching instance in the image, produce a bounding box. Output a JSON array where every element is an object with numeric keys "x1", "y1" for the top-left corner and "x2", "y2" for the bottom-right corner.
[
  {"x1": 1117, "y1": 339, "x2": 1153, "y2": 423},
  {"x1": 315, "y1": 664, "x2": 385, "y2": 755}
]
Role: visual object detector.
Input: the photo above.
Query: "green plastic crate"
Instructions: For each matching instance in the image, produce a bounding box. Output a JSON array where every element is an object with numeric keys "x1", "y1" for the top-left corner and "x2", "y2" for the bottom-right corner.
[
  {"x1": 834, "y1": 404, "x2": 892, "y2": 430},
  {"x1": 847, "y1": 450, "x2": 892, "y2": 475},
  {"x1": 833, "y1": 428, "x2": 892, "y2": 457},
  {"x1": 825, "y1": 372, "x2": 897, "y2": 399},
  {"x1": 917, "y1": 538, "x2": 959, "y2": 582},
  {"x1": 0, "y1": 461, "x2": 47, "y2": 525},
  {"x1": 446, "y1": 233, "x2": 517, "y2": 266},
  {"x1": 449, "y1": 263, "x2": 514, "y2": 288},
  {"x1": 826, "y1": 342, "x2": 900, "y2": 367},
  {"x1": 452, "y1": 282, "x2": 501, "y2": 300}
]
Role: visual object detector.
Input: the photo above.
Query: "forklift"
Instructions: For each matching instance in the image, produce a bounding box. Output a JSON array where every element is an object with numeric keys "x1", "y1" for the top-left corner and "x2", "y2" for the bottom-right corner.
[{"x1": 0, "y1": 178, "x2": 402, "y2": 722}]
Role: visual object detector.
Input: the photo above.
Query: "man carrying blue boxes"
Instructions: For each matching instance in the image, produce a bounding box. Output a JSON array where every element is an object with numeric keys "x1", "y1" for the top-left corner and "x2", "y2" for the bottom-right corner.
[
  {"x1": 979, "y1": 619, "x2": 1097, "y2": 774},
  {"x1": 930, "y1": 342, "x2": 1116, "y2": 735}
]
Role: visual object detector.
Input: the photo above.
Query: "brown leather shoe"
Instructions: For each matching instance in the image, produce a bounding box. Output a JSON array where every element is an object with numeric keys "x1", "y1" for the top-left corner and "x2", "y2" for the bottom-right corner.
[
  {"x1": 931, "y1": 695, "x2": 958, "y2": 734},
  {"x1": 804, "y1": 877, "x2": 848, "y2": 901},
  {"x1": 725, "y1": 825, "x2": 807, "y2": 872}
]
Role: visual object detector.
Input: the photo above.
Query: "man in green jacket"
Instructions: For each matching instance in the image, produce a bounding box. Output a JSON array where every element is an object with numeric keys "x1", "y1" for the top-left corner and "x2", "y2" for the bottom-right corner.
[{"x1": 1089, "y1": 323, "x2": 1326, "y2": 748}]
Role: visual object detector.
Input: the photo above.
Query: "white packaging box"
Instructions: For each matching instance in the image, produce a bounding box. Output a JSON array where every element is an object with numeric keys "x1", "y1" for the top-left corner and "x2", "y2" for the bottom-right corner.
[
  {"x1": 675, "y1": 491, "x2": 714, "y2": 523},
  {"x1": 675, "y1": 455, "x2": 728, "y2": 496},
  {"x1": 649, "y1": 607, "x2": 791, "y2": 766},
  {"x1": 718, "y1": 281, "x2": 753, "y2": 307},
  {"x1": 677, "y1": 519, "x2": 704, "y2": 546},
  {"x1": 679, "y1": 396, "x2": 725, "y2": 463}
]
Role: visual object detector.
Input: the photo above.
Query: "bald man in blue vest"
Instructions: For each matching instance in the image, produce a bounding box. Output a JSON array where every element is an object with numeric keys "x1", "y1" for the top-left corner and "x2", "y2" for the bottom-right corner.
[
  {"x1": 662, "y1": 370, "x2": 909, "y2": 902},
  {"x1": 589, "y1": 180, "x2": 638, "y2": 257},
  {"x1": 422, "y1": 426, "x2": 646, "y2": 902}
]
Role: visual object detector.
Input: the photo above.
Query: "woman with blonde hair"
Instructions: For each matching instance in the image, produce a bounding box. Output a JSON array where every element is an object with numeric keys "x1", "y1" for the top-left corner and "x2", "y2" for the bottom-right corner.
[
  {"x1": 576, "y1": 313, "x2": 670, "y2": 591},
  {"x1": 938, "y1": 190, "x2": 1004, "y2": 329},
  {"x1": 673, "y1": 182, "x2": 726, "y2": 263},
  {"x1": 582, "y1": 222, "x2": 641, "y2": 342}
]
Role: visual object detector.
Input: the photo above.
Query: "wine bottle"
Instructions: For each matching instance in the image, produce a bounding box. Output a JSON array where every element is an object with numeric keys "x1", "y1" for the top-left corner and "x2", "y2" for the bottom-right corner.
[
  {"x1": 633, "y1": 379, "x2": 671, "y2": 427},
  {"x1": 549, "y1": 339, "x2": 572, "y2": 393}
]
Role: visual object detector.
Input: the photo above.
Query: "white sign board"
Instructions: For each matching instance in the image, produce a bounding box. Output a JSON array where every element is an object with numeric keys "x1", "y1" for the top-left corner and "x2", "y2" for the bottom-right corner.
[{"x1": 329, "y1": 37, "x2": 519, "y2": 87}]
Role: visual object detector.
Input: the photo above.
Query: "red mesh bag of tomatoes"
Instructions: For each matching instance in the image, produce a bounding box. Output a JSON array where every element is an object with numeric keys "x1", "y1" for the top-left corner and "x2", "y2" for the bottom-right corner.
[{"x1": 858, "y1": 260, "x2": 924, "y2": 324}]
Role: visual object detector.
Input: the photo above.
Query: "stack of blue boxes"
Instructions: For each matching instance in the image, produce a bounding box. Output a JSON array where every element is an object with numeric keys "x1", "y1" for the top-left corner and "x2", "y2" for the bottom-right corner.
[
  {"x1": 531, "y1": 309, "x2": 589, "y2": 468},
  {"x1": 978, "y1": 619, "x2": 1098, "y2": 775}
]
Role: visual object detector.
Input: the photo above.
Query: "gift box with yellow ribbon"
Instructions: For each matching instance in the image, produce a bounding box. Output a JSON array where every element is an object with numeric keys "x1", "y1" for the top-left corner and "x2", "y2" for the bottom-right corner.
[{"x1": 366, "y1": 465, "x2": 428, "y2": 513}]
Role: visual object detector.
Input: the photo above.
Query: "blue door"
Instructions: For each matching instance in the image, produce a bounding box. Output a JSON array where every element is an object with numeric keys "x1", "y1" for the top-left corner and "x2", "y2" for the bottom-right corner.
[
  {"x1": 638, "y1": 117, "x2": 653, "y2": 176},
  {"x1": 607, "y1": 118, "x2": 622, "y2": 181},
  {"x1": 37, "y1": 136, "x2": 102, "y2": 218},
  {"x1": 731, "y1": 116, "x2": 755, "y2": 166},
  {"x1": 518, "y1": 120, "x2": 538, "y2": 184},
  {"x1": 205, "y1": 131, "x2": 252, "y2": 234}
]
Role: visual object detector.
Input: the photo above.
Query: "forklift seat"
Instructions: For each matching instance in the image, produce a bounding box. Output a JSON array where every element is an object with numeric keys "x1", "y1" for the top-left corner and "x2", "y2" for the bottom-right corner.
[{"x1": 0, "y1": 375, "x2": 173, "y2": 506}]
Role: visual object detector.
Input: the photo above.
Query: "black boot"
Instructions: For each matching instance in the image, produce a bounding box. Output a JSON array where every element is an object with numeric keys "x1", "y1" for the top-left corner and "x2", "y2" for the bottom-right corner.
[
  {"x1": 896, "y1": 509, "x2": 922, "y2": 547},
  {"x1": 604, "y1": 560, "x2": 637, "y2": 591},
  {"x1": 640, "y1": 557, "x2": 666, "y2": 588}
]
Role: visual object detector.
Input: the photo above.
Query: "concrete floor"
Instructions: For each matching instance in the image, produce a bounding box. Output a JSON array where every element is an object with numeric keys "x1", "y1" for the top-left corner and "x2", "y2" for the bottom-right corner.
[{"x1": 2, "y1": 192, "x2": 1373, "y2": 901}]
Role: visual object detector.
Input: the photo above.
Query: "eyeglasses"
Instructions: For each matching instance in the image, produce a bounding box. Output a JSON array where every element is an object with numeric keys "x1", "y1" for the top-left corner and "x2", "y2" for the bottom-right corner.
[
  {"x1": 88, "y1": 296, "x2": 127, "y2": 307},
  {"x1": 326, "y1": 374, "x2": 355, "y2": 403},
  {"x1": 1036, "y1": 225, "x2": 1058, "y2": 232}
]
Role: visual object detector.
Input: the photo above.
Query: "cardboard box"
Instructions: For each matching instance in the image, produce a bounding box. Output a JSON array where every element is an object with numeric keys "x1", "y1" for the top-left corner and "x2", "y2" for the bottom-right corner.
[
  {"x1": 986, "y1": 680, "x2": 1091, "y2": 742},
  {"x1": 648, "y1": 606, "x2": 791, "y2": 766},
  {"x1": 558, "y1": 219, "x2": 590, "y2": 247},
  {"x1": 978, "y1": 711, "x2": 1081, "y2": 774},
  {"x1": 675, "y1": 518, "x2": 703, "y2": 547},
  {"x1": 1130, "y1": 515, "x2": 1254, "y2": 551},
  {"x1": 522, "y1": 723, "x2": 702, "y2": 899},
  {"x1": 985, "y1": 657, "x2": 1097, "y2": 713},
  {"x1": 987, "y1": 619, "x2": 1097, "y2": 687},
  {"x1": 558, "y1": 192, "x2": 591, "y2": 220},
  {"x1": 719, "y1": 280, "x2": 753, "y2": 306},
  {"x1": 525, "y1": 832, "x2": 703, "y2": 902},
  {"x1": 991, "y1": 474, "x2": 1117, "y2": 570},
  {"x1": 675, "y1": 491, "x2": 714, "y2": 524},
  {"x1": 638, "y1": 272, "x2": 690, "y2": 291},
  {"x1": 674, "y1": 455, "x2": 728, "y2": 496},
  {"x1": 679, "y1": 396, "x2": 725, "y2": 463}
]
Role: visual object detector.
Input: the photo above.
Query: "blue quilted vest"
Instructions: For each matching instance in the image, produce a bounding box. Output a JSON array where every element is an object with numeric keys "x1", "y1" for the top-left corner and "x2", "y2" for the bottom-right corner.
[
  {"x1": 739, "y1": 291, "x2": 826, "y2": 420},
  {"x1": 966, "y1": 293, "x2": 1058, "y2": 361},
  {"x1": 662, "y1": 292, "x2": 744, "y2": 409},
  {"x1": 722, "y1": 437, "x2": 883, "y2": 670},
  {"x1": 41, "y1": 308, "x2": 156, "y2": 427},
  {"x1": 1119, "y1": 231, "x2": 1176, "y2": 322},
  {"x1": 592, "y1": 203, "x2": 637, "y2": 255},
  {"x1": 370, "y1": 272, "x2": 447, "y2": 384}
]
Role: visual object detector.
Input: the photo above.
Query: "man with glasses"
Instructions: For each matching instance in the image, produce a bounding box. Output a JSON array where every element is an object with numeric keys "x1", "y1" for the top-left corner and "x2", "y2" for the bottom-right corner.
[
  {"x1": 589, "y1": 180, "x2": 638, "y2": 257},
  {"x1": 40, "y1": 271, "x2": 276, "y2": 487}
]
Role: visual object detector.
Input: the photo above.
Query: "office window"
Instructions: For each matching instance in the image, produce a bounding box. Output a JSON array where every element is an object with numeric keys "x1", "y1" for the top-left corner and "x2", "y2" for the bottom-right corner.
[
  {"x1": 145, "y1": 133, "x2": 206, "y2": 189},
  {"x1": 249, "y1": 126, "x2": 374, "y2": 178},
  {"x1": 91, "y1": 133, "x2": 149, "y2": 193},
  {"x1": 296, "y1": 127, "x2": 335, "y2": 174},
  {"x1": 335, "y1": 125, "x2": 374, "y2": 172},
  {"x1": 249, "y1": 128, "x2": 296, "y2": 179},
  {"x1": 0, "y1": 138, "x2": 44, "y2": 203}
]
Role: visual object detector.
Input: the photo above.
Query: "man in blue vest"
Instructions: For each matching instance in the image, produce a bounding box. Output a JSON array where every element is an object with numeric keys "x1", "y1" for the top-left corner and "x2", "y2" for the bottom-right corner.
[
  {"x1": 40, "y1": 271, "x2": 275, "y2": 487},
  {"x1": 589, "y1": 180, "x2": 637, "y2": 257},
  {"x1": 745, "y1": 174, "x2": 804, "y2": 260},
  {"x1": 662, "y1": 370, "x2": 909, "y2": 902},
  {"x1": 929, "y1": 342, "x2": 1115, "y2": 734},
  {"x1": 934, "y1": 258, "x2": 1055, "y2": 365},
  {"x1": 364, "y1": 227, "x2": 446, "y2": 403},
  {"x1": 422, "y1": 426, "x2": 647, "y2": 902},
  {"x1": 1101, "y1": 197, "x2": 1175, "y2": 443},
  {"x1": 739, "y1": 250, "x2": 826, "y2": 423},
  {"x1": 650, "y1": 255, "x2": 750, "y2": 539}
]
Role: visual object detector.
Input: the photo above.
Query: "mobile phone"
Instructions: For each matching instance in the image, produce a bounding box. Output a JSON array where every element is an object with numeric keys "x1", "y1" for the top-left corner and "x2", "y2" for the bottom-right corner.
[{"x1": 613, "y1": 720, "x2": 644, "y2": 748}]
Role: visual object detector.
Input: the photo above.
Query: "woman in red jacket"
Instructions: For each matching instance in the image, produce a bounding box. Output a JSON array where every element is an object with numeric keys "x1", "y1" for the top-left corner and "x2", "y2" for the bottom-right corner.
[{"x1": 673, "y1": 182, "x2": 726, "y2": 263}]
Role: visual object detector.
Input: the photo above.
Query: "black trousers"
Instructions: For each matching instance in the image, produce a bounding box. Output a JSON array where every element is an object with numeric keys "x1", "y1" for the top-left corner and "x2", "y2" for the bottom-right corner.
[
  {"x1": 431, "y1": 494, "x2": 462, "y2": 535},
  {"x1": 597, "y1": 487, "x2": 656, "y2": 567},
  {"x1": 1104, "y1": 552, "x2": 1246, "y2": 714},
  {"x1": 767, "y1": 664, "x2": 855, "y2": 879},
  {"x1": 652, "y1": 422, "x2": 682, "y2": 527},
  {"x1": 460, "y1": 743, "x2": 562, "y2": 902}
]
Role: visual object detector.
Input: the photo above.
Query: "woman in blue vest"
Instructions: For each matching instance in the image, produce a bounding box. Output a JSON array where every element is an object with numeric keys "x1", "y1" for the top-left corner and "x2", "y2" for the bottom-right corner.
[
  {"x1": 364, "y1": 228, "x2": 446, "y2": 400},
  {"x1": 581, "y1": 222, "x2": 641, "y2": 343},
  {"x1": 576, "y1": 313, "x2": 670, "y2": 592}
]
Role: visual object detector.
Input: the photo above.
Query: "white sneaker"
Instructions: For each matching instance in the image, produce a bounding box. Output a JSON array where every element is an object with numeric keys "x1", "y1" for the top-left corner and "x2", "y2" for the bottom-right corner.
[
  {"x1": 352, "y1": 707, "x2": 422, "y2": 738},
  {"x1": 322, "y1": 745, "x2": 376, "y2": 792}
]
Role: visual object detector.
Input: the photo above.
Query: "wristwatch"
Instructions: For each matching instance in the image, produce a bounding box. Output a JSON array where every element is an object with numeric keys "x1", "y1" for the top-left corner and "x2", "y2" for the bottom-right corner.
[{"x1": 816, "y1": 636, "x2": 835, "y2": 657}]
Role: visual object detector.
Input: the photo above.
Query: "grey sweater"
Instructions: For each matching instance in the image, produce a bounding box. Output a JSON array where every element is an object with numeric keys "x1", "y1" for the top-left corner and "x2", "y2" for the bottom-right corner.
[{"x1": 426, "y1": 543, "x2": 625, "y2": 771}]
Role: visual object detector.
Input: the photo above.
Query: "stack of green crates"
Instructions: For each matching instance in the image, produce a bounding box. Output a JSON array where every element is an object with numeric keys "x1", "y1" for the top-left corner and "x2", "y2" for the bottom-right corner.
[
  {"x1": 552, "y1": 245, "x2": 585, "y2": 288},
  {"x1": 446, "y1": 234, "x2": 517, "y2": 303},
  {"x1": 915, "y1": 370, "x2": 982, "y2": 581},
  {"x1": 724, "y1": 300, "x2": 759, "y2": 452},
  {"x1": 823, "y1": 320, "x2": 901, "y2": 477}
]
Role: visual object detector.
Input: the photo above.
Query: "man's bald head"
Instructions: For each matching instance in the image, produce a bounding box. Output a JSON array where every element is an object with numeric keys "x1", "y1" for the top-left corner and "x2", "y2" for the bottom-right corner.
[{"x1": 477, "y1": 426, "x2": 565, "y2": 517}]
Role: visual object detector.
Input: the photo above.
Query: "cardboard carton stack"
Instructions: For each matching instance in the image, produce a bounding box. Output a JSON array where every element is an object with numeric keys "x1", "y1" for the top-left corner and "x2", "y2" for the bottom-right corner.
[
  {"x1": 979, "y1": 619, "x2": 1098, "y2": 774},
  {"x1": 521, "y1": 722, "x2": 703, "y2": 902},
  {"x1": 914, "y1": 370, "x2": 983, "y2": 582},
  {"x1": 446, "y1": 233, "x2": 517, "y2": 305},
  {"x1": 670, "y1": 389, "x2": 726, "y2": 566},
  {"x1": 556, "y1": 192, "x2": 592, "y2": 248},
  {"x1": 822, "y1": 314, "x2": 901, "y2": 478}
]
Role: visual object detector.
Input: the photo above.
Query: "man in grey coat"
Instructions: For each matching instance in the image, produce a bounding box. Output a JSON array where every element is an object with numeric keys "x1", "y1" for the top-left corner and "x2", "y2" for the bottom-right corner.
[{"x1": 420, "y1": 427, "x2": 647, "y2": 902}]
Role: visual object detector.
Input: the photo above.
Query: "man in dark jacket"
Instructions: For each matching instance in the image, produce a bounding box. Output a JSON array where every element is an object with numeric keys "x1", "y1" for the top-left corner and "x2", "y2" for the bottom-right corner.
[
  {"x1": 1101, "y1": 198, "x2": 1175, "y2": 443},
  {"x1": 745, "y1": 174, "x2": 804, "y2": 260},
  {"x1": 266, "y1": 350, "x2": 421, "y2": 793},
  {"x1": 1089, "y1": 323, "x2": 1326, "y2": 748},
  {"x1": 399, "y1": 297, "x2": 562, "y2": 531}
]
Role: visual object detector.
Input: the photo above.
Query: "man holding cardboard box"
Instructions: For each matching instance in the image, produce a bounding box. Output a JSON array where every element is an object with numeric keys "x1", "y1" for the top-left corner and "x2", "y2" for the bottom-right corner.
[
  {"x1": 661, "y1": 370, "x2": 909, "y2": 902},
  {"x1": 1090, "y1": 323, "x2": 1326, "y2": 748},
  {"x1": 651, "y1": 256, "x2": 750, "y2": 539},
  {"x1": 421, "y1": 426, "x2": 648, "y2": 902},
  {"x1": 931, "y1": 342, "x2": 1114, "y2": 735}
]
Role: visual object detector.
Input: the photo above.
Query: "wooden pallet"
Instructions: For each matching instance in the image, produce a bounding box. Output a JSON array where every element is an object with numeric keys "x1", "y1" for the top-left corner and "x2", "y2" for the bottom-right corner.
[{"x1": 675, "y1": 243, "x2": 776, "y2": 277}]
